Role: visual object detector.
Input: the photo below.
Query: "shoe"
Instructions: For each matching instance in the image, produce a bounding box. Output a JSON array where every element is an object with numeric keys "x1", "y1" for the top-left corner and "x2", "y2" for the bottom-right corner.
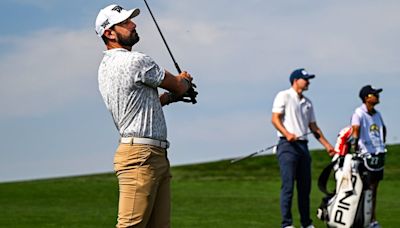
[
  {"x1": 370, "y1": 221, "x2": 381, "y2": 228},
  {"x1": 284, "y1": 226, "x2": 296, "y2": 228},
  {"x1": 301, "y1": 225, "x2": 315, "y2": 228}
]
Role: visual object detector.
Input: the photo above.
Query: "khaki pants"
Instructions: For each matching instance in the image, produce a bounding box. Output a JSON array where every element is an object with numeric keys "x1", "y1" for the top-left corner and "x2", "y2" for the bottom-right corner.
[{"x1": 114, "y1": 144, "x2": 171, "y2": 228}]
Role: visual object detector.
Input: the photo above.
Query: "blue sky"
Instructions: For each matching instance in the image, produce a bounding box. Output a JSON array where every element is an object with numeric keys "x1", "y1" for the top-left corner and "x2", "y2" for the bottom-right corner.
[{"x1": 1, "y1": 0, "x2": 399, "y2": 182}]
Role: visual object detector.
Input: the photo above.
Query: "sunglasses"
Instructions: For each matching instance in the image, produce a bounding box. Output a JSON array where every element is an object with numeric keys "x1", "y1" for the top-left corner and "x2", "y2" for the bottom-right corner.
[{"x1": 368, "y1": 93, "x2": 379, "y2": 98}]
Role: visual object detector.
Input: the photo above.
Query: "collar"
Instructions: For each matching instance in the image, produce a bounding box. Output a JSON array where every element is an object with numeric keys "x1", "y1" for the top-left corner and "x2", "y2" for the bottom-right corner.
[
  {"x1": 103, "y1": 48, "x2": 129, "y2": 54},
  {"x1": 361, "y1": 103, "x2": 376, "y2": 115},
  {"x1": 361, "y1": 103, "x2": 368, "y2": 112},
  {"x1": 289, "y1": 87, "x2": 306, "y2": 102}
]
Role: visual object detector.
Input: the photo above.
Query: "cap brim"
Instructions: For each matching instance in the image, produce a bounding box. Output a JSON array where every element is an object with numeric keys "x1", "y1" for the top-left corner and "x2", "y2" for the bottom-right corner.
[
  {"x1": 305, "y1": 75, "x2": 315, "y2": 79},
  {"x1": 113, "y1": 8, "x2": 140, "y2": 26},
  {"x1": 373, "y1": 88, "x2": 383, "y2": 94},
  {"x1": 128, "y1": 8, "x2": 140, "y2": 19}
]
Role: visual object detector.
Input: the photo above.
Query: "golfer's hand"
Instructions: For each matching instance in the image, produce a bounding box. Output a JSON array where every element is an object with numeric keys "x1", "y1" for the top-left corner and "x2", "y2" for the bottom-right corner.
[
  {"x1": 285, "y1": 133, "x2": 297, "y2": 142},
  {"x1": 351, "y1": 142, "x2": 359, "y2": 153},
  {"x1": 179, "y1": 71, "x2": 193, "y2": 84},
  {"x1": 180, "y1": 71, "x2": 198, "y2": 104},
  {"x1": 327, "y1": 146, "x2": 336, "y2": 157},
  {"x1": 324, "y1": 142, "x2": 336, "y2": 157}
]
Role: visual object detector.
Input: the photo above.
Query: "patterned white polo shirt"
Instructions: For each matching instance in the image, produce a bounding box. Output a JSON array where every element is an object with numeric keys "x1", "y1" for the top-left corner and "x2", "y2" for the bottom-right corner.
[{"x1": 98, "y1": 48, "x2": 167, "y2": 140}]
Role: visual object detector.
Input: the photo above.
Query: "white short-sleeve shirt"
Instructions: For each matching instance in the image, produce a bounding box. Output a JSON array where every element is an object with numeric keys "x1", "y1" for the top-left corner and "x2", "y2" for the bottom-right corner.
[
  {"x1": 272, "y1": 88, "x2": 316, "y2": 140},
  {"x1": 98, "y1": 48, "x2": 167, "y2": 140},
  {"x1": 351, "y1": 104, "x2": 385, "y2": 154}
]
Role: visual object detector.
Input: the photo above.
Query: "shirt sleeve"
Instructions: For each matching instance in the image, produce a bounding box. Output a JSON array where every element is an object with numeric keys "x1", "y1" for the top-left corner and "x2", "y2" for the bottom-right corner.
[
  {"x1": 309, "y1": 103, "x2": 316, "y2": 123},
  {"x1": 132, "y1": 54, "x2": 165, "y2": 88},
  {"x1": 272, "y1": 91, "x2": 285, "y2": 113},
  {"x1": 351, "y1": 111, "x2": 361, "y2": 126},
  {"x1": 377, "y1": 111, "x2": 385, "y2": 126}
]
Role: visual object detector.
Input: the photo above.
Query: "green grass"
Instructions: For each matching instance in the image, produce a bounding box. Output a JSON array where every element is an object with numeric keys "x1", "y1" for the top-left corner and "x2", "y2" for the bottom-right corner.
[{"x1": 1, "y1": 145, "x2": 399, "y2": 227}]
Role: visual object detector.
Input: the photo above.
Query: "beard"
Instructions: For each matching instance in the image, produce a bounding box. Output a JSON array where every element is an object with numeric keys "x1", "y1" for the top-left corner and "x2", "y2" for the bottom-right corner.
[{"x1": 117, "y1": 31, "x2": 140, "y2": 47}]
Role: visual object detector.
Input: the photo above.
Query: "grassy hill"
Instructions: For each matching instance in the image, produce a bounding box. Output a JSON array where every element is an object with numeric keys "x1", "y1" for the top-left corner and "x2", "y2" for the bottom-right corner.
[{"x1": 1, "y1": 145, "x2": 399, "y2": 227}]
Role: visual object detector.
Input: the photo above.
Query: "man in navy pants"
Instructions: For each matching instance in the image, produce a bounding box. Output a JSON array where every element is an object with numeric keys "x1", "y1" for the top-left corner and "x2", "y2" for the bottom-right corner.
[{"x1": 271, "y1": 68, "x2": 335, "y2": 228}]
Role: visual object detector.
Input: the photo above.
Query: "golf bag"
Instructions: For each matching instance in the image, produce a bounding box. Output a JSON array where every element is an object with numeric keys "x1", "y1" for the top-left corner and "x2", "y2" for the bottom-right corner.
[{"x1": 317, "y1": 127, "x2": 372, "y2": 228}]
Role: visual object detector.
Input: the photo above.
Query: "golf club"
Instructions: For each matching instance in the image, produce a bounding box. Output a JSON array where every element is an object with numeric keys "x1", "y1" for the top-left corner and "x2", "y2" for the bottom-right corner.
[
  {"x1": 230, "y1": 132, "x2": 316, "y2": 164},
  {"x1": 143, "y1": 0, "x2": 181, "y2": 74},
  {"x1": 143, "y1": 0, "x2": 198, "y2": 104}
]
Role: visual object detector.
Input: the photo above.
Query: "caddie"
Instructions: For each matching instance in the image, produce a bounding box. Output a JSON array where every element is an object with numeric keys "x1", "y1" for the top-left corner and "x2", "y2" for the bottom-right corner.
[{"x1": 351, "y1": 85, "x2": 386, "y2": 228}]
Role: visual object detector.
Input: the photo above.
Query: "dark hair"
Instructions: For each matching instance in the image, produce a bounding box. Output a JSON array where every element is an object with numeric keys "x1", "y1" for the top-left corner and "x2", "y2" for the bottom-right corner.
[{"x1": 101, "y1": 35, "x2": 108, "y2": 44}]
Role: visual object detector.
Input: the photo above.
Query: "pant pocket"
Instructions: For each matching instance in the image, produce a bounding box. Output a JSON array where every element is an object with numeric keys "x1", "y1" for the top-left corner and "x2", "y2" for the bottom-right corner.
[{"x1": 114, "y1": 144, "x2": 152, "y2": 172}]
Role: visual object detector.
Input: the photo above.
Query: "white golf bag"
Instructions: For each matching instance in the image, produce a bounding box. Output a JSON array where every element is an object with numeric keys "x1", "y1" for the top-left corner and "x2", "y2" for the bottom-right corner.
[{"x1": 317, "y1": 153, "x2": 373, "y2": 228}]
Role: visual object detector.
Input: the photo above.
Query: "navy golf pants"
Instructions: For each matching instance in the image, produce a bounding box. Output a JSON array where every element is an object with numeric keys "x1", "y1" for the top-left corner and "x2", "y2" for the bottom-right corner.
[{"x1": 277, "y1": 138, "x2": 312, "y2": 228}]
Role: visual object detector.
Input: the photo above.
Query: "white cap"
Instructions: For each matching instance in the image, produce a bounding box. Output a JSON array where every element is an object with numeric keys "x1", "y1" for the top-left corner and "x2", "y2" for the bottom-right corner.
[{"x1": 95, "y1": 4, "x2": 140, "y2": 37}]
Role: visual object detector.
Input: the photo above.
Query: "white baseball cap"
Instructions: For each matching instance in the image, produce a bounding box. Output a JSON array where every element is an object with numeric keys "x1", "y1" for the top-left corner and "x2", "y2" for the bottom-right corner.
[{"x1": 95, "y1": 4, "x2": 140, "y2": 37}]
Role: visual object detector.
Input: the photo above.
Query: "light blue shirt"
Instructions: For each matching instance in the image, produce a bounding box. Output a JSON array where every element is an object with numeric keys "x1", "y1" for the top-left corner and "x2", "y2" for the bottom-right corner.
[{"x1": 351, "y1": 104, "x2": 385, "y2": 154}]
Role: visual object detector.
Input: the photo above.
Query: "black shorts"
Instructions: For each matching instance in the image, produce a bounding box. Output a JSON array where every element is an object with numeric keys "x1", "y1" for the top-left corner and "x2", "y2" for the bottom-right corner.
[
  {"x1": 368, "y1": 169, "x2": 384, "y2": 182},
  {"x1": 363, "y1": 153, "x2": 385, "y2": 182}
]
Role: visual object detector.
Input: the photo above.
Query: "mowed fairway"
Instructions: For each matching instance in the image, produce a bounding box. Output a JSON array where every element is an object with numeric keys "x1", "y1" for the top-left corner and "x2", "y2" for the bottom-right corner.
[{"x1": 1, "y1": 145, "x2": 399, "y2": 227}]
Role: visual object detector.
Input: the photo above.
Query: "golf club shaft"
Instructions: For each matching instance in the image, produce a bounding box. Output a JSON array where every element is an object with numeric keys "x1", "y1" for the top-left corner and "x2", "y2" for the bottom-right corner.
[
  {"x1": 143, "y1": 0, "x2": 182, "y2": 73},
  {"x1": 230, "y1": 132, "x2": 314, "y2": 164},
  {"x1": 230, "y1": 145, "x2": 276, "y2": 164}
]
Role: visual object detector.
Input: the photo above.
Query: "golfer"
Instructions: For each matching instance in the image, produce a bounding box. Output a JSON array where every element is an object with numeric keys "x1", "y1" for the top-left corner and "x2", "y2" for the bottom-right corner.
[
  {"x1": 351, "y1": 85, "x2": 386, "y2": 228},
  {"x1": 271, "y1": 68, "x2": 335, "y2": 228},
  {"x1": 95, "y1": 4, "x2": 195, "y2": 227}
]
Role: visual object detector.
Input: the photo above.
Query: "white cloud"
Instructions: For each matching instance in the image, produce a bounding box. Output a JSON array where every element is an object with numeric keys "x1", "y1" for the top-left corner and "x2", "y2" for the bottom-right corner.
[
  {"x1": 0, "y1": 1, "x2": 399, "y2": 182},
  {"x1": 4, "y1": 0, "x2": 57, "y2": 10},
  {"x1": 1, "y1": 1, "x2": 399, "y2": 120},
  {"x1": 140, "y1": 1, "x2": 400, "y2": 84},
  {"x1": 0, "y1": 29, "x2": 104, "y2": 117}
]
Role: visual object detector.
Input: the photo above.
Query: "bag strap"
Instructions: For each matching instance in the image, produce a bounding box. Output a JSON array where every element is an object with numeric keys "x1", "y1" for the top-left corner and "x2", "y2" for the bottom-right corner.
[{"x1": 318, "y1": 161, "x2": 336, "y2": 196}]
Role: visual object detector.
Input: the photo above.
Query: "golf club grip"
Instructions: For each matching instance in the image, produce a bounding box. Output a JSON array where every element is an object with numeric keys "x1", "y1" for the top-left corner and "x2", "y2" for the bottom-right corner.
[{"x1": 175, "y1": 63, "x2": 182, "y2": 74}]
